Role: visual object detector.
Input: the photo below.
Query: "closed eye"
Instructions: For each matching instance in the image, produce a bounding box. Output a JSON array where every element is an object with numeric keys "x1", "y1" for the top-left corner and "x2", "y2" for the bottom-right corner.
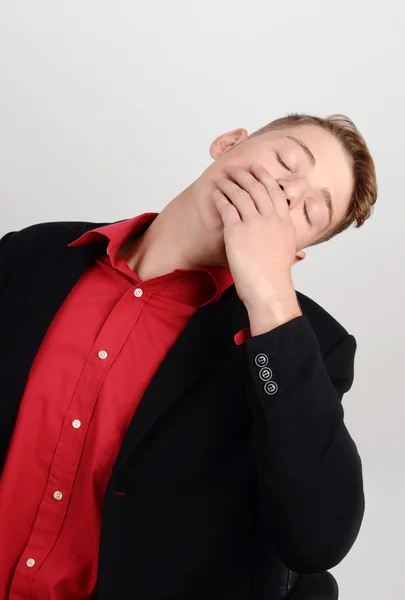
[
  {"x1": 276, "y1": 152, "x2": 293, "y2": 173},
  {"x1": 303, "y1": 202, "x2": 312, "y2": 226}
]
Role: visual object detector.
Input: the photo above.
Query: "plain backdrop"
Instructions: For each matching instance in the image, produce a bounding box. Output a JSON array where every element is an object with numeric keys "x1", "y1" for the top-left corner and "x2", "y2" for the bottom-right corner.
[{"x1": 0, "y1": 1, "x2": 404, "y2": 598}]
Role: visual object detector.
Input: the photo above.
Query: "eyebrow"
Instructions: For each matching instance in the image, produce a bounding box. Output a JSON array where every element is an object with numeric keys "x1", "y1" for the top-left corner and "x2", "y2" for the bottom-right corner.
[{"x1": 286, "y1": 135, "x2": 334, "y2": 229}]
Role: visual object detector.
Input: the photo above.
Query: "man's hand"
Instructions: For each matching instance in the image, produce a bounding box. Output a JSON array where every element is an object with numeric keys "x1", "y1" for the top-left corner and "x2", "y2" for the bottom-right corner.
[{"x1": 213, "y1": 163, "x2": 304, "y2": 333}]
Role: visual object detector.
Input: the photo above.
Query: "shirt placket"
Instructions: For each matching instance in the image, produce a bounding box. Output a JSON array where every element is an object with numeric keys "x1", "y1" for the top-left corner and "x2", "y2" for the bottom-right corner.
[{"x1": 10, "y1": 283, "x2": 148, "y2": 599}]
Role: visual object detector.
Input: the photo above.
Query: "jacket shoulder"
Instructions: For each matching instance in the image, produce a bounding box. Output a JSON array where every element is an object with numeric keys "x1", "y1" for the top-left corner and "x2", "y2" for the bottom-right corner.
[
  {"x1": 296, "y1": 290, "x2": 351, "y2": 345},
  {"x1": 0, "y1": 221, "x2": 107, "y2": 256}
]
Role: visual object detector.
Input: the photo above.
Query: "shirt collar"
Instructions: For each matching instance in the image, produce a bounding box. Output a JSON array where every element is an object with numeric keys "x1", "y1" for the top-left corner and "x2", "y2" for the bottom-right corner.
[
  {"x1": 68, "y1": 213, "x2": 159, "y2": 257},
  {"x1": 68, "y1": 213, "x2": 234, "y2": 304}
]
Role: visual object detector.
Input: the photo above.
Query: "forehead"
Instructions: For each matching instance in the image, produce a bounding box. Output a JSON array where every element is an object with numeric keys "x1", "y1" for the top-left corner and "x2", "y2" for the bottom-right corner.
[{"x1": 264, "y1": 124, "x2": 354, "y2": 222}]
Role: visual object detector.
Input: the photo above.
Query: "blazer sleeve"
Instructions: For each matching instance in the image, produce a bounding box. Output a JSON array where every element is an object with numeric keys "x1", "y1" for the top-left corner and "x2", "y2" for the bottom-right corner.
[{"x1": 241, "y1": 314, "x2": 364, "y2": 574}]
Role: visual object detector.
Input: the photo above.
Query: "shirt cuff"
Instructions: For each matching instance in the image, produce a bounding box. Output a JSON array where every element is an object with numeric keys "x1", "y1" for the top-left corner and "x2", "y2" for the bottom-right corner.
[{"x1": 234, "y1": 327, "x2": 252, "y2": 346}]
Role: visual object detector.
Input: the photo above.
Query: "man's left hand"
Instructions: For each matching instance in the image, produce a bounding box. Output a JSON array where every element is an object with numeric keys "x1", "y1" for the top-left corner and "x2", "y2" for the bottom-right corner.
[{"x1": 213, "y1": 162, "x2": 305, "y2": 311}]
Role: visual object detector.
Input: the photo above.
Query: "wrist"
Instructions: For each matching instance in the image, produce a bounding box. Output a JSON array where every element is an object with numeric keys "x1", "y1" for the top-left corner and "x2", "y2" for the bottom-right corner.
[
  {"x1": 243, "y1": 276, "x2": 297, "y2": 311},
  {"x1": 245, "y1": 285, "x2": 302, "y2": 335}
]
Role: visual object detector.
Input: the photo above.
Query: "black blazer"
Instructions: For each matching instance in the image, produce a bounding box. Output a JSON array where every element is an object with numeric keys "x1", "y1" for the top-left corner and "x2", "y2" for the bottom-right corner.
[{"x1": 0, "y1": 221, "x2": 364, "y2": 600}]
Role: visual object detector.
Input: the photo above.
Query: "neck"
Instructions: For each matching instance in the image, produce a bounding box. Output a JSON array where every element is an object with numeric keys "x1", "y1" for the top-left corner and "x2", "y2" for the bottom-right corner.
[{"x1": 118, "y1": 183, "x2": 228, "y2": 281}]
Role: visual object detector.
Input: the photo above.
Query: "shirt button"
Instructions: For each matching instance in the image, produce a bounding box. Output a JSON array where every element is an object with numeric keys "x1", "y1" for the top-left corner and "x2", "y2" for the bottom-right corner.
[
  {"x1": 98, "y1": 350, "x2": 108, "y2": 360},
  {"x1": 134, "y1": 288, "x2": 143, "y2": 298},
  {"x1": 72, "y1": 419, "x2": 81, "y2": 429},
  {"x1": 26, "y1": 558, "x2": 35, "y2": 568},
  {"x1": 53, "y1": 491, "x2": 63, "y2": 501}
]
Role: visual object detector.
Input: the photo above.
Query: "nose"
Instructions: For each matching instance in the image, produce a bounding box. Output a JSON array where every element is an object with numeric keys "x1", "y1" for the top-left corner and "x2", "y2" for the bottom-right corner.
[
  {"x1": 278, "y1": 184, "x2": 291, "y2": 206},
  {"x1": 278, "y1": 178, "x2": 309, "y2": 208}
]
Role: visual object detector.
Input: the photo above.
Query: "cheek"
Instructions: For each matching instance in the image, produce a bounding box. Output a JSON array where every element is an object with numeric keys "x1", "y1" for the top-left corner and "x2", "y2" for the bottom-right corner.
[
  {"x1": 239, "y1": 149, "x2": 282, "y2": 177},
  {"x1": 261, "y1": 155, "x2": 285, "y2": 178},
  {"x1": 289, "y1": 212, "x2": 302, "y2": 238},
  {"x1": 289, "y1": 208, "x2": 302, "y2": 226},
  {"x1": 310, "y1": 202, "x2": 330, "y2": 230},
  {"x1": 289, "y1": 211, "x2": 310, "y2": 247}
]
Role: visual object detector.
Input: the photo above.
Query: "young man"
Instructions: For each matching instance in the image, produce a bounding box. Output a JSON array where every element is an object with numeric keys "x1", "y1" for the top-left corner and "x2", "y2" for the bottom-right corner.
[{"x1": 0, "y1": 114, "x2": 377, "y2": 600}]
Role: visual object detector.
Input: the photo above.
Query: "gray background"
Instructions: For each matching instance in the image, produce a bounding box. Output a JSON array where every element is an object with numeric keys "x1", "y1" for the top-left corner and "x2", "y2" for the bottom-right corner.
[{"x1": 0, "y1": 1, "x2": 404, "y2": 598}]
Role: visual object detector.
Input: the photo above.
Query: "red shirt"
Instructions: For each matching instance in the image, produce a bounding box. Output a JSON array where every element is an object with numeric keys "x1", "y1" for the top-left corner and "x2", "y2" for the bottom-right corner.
[{"x1": 0, "y1": 213, "x2": 249, "y2": 599}]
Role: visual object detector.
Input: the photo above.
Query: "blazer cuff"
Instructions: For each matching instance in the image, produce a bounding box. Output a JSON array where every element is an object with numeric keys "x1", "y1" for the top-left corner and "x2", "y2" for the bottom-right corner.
[{"x1": 241, "y1": 315, "x2": 339, "y2": 409}]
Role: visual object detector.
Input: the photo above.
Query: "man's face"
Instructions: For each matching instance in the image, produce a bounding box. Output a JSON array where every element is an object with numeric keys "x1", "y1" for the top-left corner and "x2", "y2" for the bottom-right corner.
[{"x1": 195, "y1": 124, "x2": 354, "y2": 252}]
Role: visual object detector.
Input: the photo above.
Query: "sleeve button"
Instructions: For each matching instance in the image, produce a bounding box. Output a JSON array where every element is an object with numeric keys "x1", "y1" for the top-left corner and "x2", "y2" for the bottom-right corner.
[
  {"x1": 259, "y1": 367, "x2": 273, "y2": 381},
  {"x1": 264, "y1": 381, "x2": 278, "y2": 395},
  {"x1": 254, "y1": 353, "x2": 269, "y2": 367}
]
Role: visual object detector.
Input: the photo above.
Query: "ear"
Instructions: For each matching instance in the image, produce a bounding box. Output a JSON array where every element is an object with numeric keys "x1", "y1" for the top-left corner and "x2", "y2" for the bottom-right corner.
[
  {"x1": 209, "y1": 128, "x2": 248, "y2": 159},
  {"x1": 293, "y1": 250, "x2": 306, "y2": 266}
]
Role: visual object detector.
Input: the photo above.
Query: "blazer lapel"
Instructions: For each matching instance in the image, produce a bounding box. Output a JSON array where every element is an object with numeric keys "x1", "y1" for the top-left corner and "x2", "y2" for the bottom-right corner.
[
  {"x1": 113, "y1": 283, "x2": 249, "y2": 472},
  {"x1": 17, "y1": 242, "x2": 107, "y2": 368},
  {"x1": 0, "y1": 241, "x2": 107, "y2": 468}
]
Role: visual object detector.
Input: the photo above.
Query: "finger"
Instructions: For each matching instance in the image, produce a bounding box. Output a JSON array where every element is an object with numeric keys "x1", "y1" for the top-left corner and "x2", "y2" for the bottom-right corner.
[
  {"x1": 213, "y1": 177, "x2": 258, "y2": 220},
  {"x1": 224, "y1": 166, "x2": 274, "y2": 216},
  {"x1": 250, "y1": 163, "x2": 290, "y2": 217},
  {"x1": 213, "y1": 189, "x2": 241, "y2": 227}
]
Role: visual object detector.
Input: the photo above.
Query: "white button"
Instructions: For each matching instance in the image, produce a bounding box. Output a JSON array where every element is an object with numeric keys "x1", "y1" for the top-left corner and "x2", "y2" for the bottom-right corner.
[
  {"x1": 98, "y1": 350, "x2": 108, "y2": 360},
  {"x1": 72, "y1": 419, "x2": 81, "y2": 429},
  {"x1": 259, "y1": 367, "x2": 273, "y2": 381},
  {"x1": 53, "y1": 491, "x2": 63, "y2": 501},
  {"x1": 255, "y1": 353, "x2": 269, "y2": 367},
  {"x1": 134, "y1": 288, "x2": 143, "y2": 298},
  {"x1": 264, "y1": 381, "x2": 278, "y2": 395},
  {"x1": 26, "y1": 558, "x2": 35, "y2": 567}
]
